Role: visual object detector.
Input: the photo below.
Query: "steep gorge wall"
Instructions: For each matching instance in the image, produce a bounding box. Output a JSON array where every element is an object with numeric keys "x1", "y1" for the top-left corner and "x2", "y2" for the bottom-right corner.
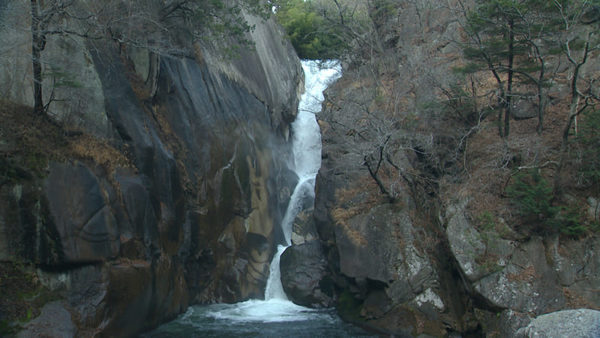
[
  {"x1": 0, "y1": 1, "x2": 302, "y2": 336},
  {"x1": 306, "y1": 1, "x2": 600, "y2": 337}
]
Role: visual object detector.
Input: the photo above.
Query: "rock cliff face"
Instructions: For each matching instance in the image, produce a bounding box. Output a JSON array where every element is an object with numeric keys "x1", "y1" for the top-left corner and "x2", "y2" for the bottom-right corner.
[
  {"x1": 307, "y1": 0, "x2": 600, "y2": 336},
  {"x1": 0, "y1": 0, "x2": 301, "y2": 335}
]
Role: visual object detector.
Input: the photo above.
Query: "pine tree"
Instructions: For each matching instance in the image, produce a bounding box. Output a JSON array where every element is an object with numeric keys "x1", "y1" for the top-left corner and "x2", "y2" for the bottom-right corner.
[{"x1": 460, "y1": 0, "x2": 562, "y2": 137}]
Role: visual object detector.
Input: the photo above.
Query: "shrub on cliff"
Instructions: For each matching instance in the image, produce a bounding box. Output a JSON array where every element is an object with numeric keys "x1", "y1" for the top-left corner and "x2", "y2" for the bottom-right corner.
[
  {"x1": 507, "y1": 169, "x2": 593, "y2": 236},
  {"x1": 507, "y1": 170, "x2": 558, "y2": 230},
  {"x1": 576, "y1": 109, "x2": 600, "y2": 190}
]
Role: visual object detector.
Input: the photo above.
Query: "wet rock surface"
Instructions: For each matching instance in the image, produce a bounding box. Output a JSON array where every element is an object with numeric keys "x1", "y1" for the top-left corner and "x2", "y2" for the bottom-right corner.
[
  {"x1": 291, "y1": 208, "x2": 319, "y2": 245},
  {"x1": 0, "y1": 1, "x2": 302, "y2": 335},
  {"x1": 45, "y1": 162, "x2": 120, "y2": 263}
]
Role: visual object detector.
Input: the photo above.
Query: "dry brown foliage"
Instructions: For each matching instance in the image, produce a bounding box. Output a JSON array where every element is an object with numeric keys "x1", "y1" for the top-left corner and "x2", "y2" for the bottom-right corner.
[
  {"x1": 0, "y1": 100, "x2": 131, "y2": 179},
  {"x1": 438, "y1": 92, "x2": 589, "y2": 234},
  {"x1": 507, "y1": 265, "x2": 538, "y2": 283},
  {"x1": 330, "y1": 176, "x2": 384, "y2": 247},
  {"x1": 69, "y1": 134, "x2": 131, "y2": 173},
  {"x1": 563, "y1": 287, "x2": 599, "y2": 310}
]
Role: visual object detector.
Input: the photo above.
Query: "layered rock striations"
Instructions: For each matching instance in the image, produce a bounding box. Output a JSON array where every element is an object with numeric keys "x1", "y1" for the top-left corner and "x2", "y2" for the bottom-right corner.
[{"x1": 0, "y1": 0, "x2": 302, "y2": 336}]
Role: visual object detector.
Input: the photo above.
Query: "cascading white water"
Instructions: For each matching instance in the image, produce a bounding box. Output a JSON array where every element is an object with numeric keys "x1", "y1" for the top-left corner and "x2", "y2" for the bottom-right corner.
[
  {"x1": 264, "y1": 244, "x2": 289, "y2": 300},
  {"x1": 167, "y1": 60, "x2": 342, "y2": 324},
  {"x1": 265, "y1": 60, "x2": 342, "y2": 302},
  {"x1": 143, "y1": 62, "x2": 375, "y2": 336}
]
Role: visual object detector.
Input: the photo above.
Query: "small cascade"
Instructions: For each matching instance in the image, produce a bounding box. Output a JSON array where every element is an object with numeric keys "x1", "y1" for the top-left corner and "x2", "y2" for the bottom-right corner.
[
  {"x1": 280, "y1": 178, "x2": 315, "y2": 245},
  {"x1": 264, "y1": 245, "x2": 288, "y2": 300}
]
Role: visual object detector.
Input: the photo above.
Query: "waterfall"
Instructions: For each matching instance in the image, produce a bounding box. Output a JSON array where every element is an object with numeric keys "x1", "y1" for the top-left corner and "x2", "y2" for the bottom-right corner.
[
  {"x1": 264, "y1": 60, "x2": 342, "y2": 301},
  {"x1": 143, "y1": 61, "x2": 362, "y2": 336},
  {"x1": 173, "y1": 61, "x2": 342, "y2": 324}
]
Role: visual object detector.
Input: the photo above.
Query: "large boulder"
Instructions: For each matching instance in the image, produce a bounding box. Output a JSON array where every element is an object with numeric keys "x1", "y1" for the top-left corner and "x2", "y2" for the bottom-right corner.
[
  {"x1": 516, "y1": 309, "x2": 600, "y2": 337},
  {"x1": 446, "y1": 198, "x2": 515, "y2": 282},
  {"x1": 446, "y1": 199, "x2": 566, "y2": 314},
  {"x1": 280, "y1": 241, "x2": 334, "y2": 308}
]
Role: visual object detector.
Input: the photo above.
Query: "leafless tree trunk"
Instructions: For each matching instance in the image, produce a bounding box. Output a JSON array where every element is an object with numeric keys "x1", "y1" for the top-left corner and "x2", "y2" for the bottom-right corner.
[
  {"x1": 30, "y1": 0, "x2": 45, "y2": 114},
  {"x1": 554, "y1": 36, "x2": 597, "y2": 194}
]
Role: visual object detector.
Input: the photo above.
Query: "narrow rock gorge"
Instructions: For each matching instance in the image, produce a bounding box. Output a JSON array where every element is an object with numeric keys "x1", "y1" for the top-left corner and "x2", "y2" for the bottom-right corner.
[{"x1": 1, "y1": 0, "x2": 600, "y2": 337}]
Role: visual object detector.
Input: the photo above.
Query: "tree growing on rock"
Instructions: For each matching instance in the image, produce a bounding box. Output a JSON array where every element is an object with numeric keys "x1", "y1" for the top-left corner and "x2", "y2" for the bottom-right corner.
[
  {"x1": 553, "y1": 0, "x2": 600, "y2": 193},
  {"x1": 457, "y1": 0, "x2": 600, "y2": 139},
  {"x1": 457, "y1": 0, "x2": 566, "y2": 137},
  {"x1": 24, "y1": 0, "x2": 272, "y2": 115},
  {"x1": 30, "y1": 0, "x2": 74, "y2": 115}
]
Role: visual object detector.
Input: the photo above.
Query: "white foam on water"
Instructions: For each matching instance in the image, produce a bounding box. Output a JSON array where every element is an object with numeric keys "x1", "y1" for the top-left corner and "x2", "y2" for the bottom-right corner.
[
  {"x1": 201, "y1": 299, "x2": 319, "y2": 323},
  {"x1": 293, "y1": 60, "x2": 342, "y2": 179}
]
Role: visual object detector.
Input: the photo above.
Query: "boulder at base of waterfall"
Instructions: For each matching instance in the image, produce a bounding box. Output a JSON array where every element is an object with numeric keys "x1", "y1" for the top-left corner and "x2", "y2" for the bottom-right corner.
[
  {"x1": 280, "y1": 241, "x2": 334, "y2": 308},
  {"x1": 515, "y1": 309, "x2": 600, "y2": 337}
]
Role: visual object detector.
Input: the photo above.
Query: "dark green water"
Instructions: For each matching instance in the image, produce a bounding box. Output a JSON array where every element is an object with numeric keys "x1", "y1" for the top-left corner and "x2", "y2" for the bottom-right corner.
[{"x1": 141, "y1": 299, "x2": 375, "y2": 337}]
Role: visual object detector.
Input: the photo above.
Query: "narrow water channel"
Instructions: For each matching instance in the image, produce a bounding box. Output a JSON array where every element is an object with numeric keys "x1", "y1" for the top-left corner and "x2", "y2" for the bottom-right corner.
[{"x1": 142, "y1": 61, "x2": 373, "y2": 337}]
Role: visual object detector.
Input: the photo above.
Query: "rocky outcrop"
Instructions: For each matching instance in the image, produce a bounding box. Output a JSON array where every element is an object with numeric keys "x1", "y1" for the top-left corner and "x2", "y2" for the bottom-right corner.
[
  {"x1": 447, "y1": 204, "x2": 562, "y2": 313},
  {"x1": 310, "y1": 3, "x2": 477, "y2": 336},
  {"x1": 313, "y1": 137, "x2": 465, "y2": 335},
  {"x1": 0, "y1": 0, "x2": 302, "y2": 335},
  {"x1": 447, "y1": 199, "x2": 600, "y2": 333},
  {"x1": 290, "y1": 208, "x2": 319, "y2": 245},
  {"x1": 45, "y1": 162, "x2": 120, "y2": 263},
  {"x1": 18, "y1": 302, "x2": 78, "y2": 338}
]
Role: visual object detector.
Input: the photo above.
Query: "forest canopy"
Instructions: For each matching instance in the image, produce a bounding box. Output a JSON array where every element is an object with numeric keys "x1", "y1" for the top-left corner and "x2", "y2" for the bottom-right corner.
[{"x1": 273, "y1": 0, "x2": 370, "y2": 59}]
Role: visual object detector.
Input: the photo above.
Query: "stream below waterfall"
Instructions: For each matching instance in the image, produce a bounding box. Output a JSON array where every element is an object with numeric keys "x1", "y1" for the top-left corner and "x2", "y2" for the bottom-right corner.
[{"x1": 142, "y1": 61, "x2": 374, "y2": 337}]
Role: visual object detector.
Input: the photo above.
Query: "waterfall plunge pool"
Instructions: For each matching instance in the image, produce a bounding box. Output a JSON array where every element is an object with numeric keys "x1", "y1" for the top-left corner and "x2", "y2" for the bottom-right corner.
[
  {"x1": 141, "y1": 301, "x2": 373, "y2": 337},
  {"x1": 142, "y1": 61, "x2": 373, "y2": 337}
]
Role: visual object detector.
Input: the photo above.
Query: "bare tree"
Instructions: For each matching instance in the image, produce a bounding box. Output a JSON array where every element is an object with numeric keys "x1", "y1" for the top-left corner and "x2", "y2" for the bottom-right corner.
[
  {"x1": 553, "y1": 0, "x2": 600, "y2": 192},
  {"x1": 30, "y1": 0, "x2": 76, "y2": 114}
]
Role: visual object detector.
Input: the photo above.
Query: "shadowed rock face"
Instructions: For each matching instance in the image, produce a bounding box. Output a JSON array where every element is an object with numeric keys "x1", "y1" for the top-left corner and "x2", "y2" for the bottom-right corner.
[
  {"x1": 280, "y1": 241, "x2": 333, "y2": 308},
  {"x1": 0, "y1": 2, "x2": 302, "y2": 335},
  {"x1": 16, "y1": 301, "x2": 78, "y2": 338},
  {"x1": 45, "y1": 162, "x2": 120, "y2": 263}
]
